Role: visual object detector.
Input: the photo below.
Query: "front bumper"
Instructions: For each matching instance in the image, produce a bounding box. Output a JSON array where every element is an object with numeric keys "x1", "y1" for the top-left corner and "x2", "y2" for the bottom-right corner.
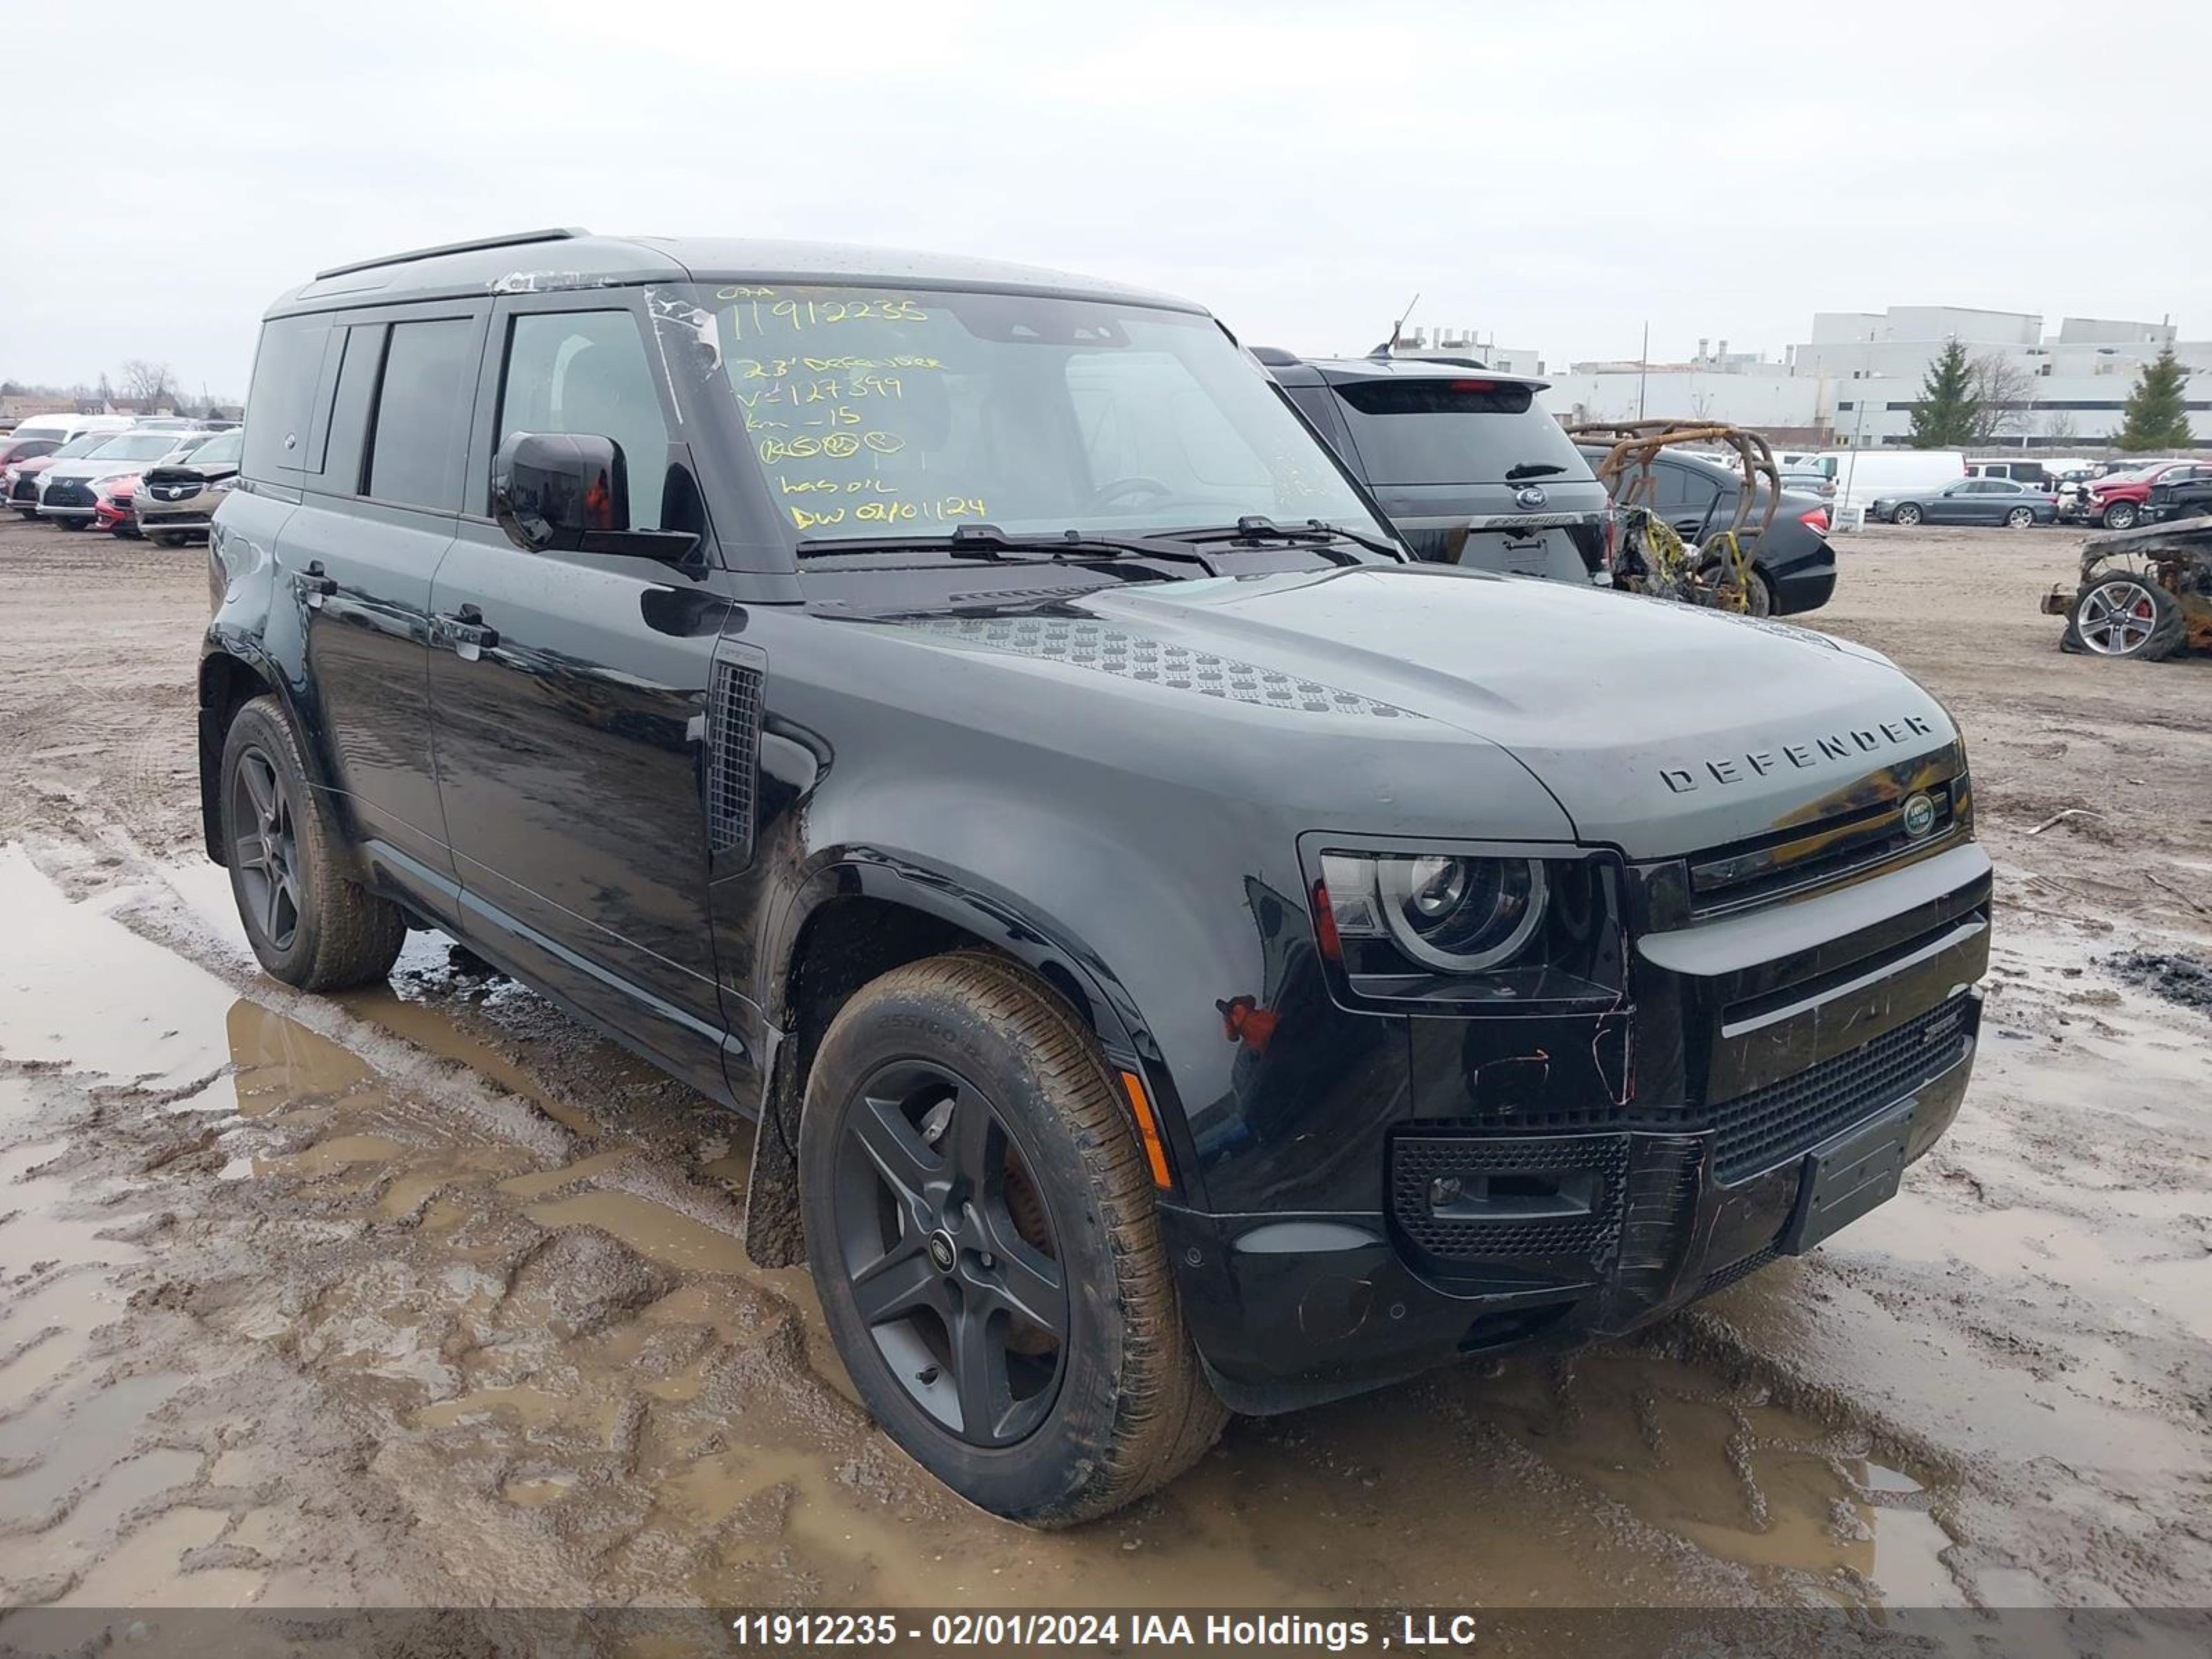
[
  {"x1": 1164, "y1": 1001, "x2": 1976, "y2": 1412},
  {"x1": 36, "y1": 477, "x2": 98, "y2": 520}
]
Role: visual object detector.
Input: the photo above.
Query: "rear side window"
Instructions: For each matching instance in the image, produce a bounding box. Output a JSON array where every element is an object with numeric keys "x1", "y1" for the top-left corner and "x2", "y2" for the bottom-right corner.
[
  {"x1": 1331, "y1": 377, "x2": 1591, "y2": 487},
  {"x1": 242, "y1": 315, "x2": 334, "y2": 481},
  {"x1": 366, "y1": 317, "x2": 477, "y2": 511}
]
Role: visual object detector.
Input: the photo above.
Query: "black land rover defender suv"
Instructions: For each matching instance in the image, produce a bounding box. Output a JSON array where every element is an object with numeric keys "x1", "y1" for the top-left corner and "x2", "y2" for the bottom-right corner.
[{"x1": 201, "y1": 229, "x2": 1989, "y2": 1526}]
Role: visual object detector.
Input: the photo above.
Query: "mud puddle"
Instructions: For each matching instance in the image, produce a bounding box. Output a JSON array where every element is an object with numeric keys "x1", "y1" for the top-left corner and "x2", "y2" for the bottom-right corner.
[{"x1": 0, "y1": 836, "x2": 2186, "y2": 1615}]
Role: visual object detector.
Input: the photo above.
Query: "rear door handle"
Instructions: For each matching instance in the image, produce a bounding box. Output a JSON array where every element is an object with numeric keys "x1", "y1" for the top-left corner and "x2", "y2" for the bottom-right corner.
[{"x1": 435, "y1": 606, "x2": 500, "y2": 660}]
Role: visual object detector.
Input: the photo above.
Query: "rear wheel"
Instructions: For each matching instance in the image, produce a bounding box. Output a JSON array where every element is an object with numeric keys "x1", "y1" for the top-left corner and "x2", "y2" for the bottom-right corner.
[
  {"x1": 2005, "y1": 506, "x2": 2036, "y2": 529},
  {"x1": 1893, "y1": 503, "x2": 1923, "y2": 526},
  {"x1": 2065, "y1": 572, "x2": 2185, "y2": 660},
  {"x1": 1744, "y1": 570, "x2": 1774, "y2": 617},
  {"x1": 799, "y1": 954, "x2": 1226, "y2": 1526},
  {"x1": 221, "y1": 696, "x2": 407, "y2": 989}
]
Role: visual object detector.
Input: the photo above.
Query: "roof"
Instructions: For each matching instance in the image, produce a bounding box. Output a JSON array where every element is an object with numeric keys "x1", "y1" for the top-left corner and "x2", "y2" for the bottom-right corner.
[
  {"x1": 271, "y1": 229, "x2": 1205, "y2": 319},
  {"x1": 1259, "y1": 350, "x2": 1551, "y2": 393}
]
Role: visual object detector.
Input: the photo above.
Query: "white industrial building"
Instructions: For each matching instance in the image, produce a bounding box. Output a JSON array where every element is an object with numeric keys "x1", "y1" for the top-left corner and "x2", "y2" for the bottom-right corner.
[{"x1": 1530, "y1": 306, "x2": 2211, "y2": 449}]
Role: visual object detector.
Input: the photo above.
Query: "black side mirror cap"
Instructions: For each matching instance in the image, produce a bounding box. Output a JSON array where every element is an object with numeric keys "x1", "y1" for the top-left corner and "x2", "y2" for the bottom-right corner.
[{"x1": 491, "y1": 429, "x2": 702, "y2": 568}]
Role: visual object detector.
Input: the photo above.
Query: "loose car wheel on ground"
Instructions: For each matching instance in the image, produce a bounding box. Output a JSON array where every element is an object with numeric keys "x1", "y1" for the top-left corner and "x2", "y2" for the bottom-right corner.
[
  {"x1": 2005, "y1": 506, "x2": 2036, "y2": 529},
  {"x1": 1893, "y1": 503, "x2": 1923, "y2": 526},
  {"x1": 221, "y1": 695, "x2": 407, "y2": 989},
  {"x1": 2063, "y1": 572, "x2": 2186, "y2": 661},
  {"x1": 798, "y1": 953, "x2": 1227, "y2": 1526}
]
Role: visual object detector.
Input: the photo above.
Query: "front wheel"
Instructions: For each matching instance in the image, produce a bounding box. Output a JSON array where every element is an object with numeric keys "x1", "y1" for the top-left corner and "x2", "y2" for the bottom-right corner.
[
  {"x1": 2005, "y1": 506, "x2": 2036, "y2": 529},
  {"x1": 221, "y1": 696, "x2": 407, "y2": 988},
  {"x1": 1893, "y1": 503, "x2": 1923, "y2": 526},
  {"x1": 2101, "y1": 500, "x2": 2139, "y2": 530},
  {"x1": 798, "y1": 954, "x2": 1226, "y2": 1526}
]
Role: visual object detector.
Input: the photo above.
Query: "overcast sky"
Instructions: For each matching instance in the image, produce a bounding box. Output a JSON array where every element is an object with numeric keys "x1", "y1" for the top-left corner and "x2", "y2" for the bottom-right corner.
[{"x1": 3, "y1": 0, "x2": 2202, "y2": 399}]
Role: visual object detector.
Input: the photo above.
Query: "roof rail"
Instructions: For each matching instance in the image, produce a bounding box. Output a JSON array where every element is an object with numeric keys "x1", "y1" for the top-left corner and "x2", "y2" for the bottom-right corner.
[
  {"x1": 1248, "y1": 346, "x2": 1303, "y2": 367},
  {"x1": 314, "y1": 227, "x2": 591, "y2": 282}
]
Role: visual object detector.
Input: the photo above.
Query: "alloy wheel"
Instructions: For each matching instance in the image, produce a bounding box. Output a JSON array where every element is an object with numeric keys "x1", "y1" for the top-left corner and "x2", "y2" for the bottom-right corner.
[
  {"x1": 2006, "y1": 507, "x2": 2034, "y2": 528},
  {"x1": 1895, "y1": 505, "x2": 1921, "y2": 525},
  {"x1": 2077, "y1": 581, "x2": 2159, "y2": 655},
  {"x1": 229, "y1": 747, "x2": 303, "y2": 950},
  {"x1": 832, "y1": 1060, "x2": 1067, "y2": 1447}
]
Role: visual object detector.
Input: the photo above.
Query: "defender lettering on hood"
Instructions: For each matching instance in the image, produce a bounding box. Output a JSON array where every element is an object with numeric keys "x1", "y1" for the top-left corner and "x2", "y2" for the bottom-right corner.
[{"x1": 1657, "y1": 714, "x2": 1938, "y2": 793}]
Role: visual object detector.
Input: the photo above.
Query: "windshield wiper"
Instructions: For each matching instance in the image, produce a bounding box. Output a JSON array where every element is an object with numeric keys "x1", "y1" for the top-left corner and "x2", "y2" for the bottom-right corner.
[
  {"x1": 797, "y1": 524, "x2": 1221, "y2": 575},
  {"x1": 1505, "y1": 463, "x2": 1566, "y2": 480},
  {"x1": 1164, "y1": 515, "x2": 1400, "y2": 562}
]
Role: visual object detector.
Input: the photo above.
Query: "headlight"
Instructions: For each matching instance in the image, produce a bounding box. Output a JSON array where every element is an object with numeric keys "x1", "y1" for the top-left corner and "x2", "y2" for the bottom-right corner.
[{"x1": 1308, "y1": 843, "x2": 1625, "y2": 1012}]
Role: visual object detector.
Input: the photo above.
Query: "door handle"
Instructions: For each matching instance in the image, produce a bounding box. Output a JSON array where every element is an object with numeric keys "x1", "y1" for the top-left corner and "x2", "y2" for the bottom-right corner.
[
  {"x1": 297, "y1": 561, "x2": 337, "y2": 606},
  {"x1": 435, "y1": 606, "x2": 500, "y2": 659}
]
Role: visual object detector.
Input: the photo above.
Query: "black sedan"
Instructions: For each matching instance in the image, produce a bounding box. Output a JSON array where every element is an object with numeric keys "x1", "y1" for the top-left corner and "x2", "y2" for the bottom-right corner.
[
  {"x1": 1873, "y1": 478, "x2": 2059, "y2": 528},
  {"x1": 1574, "y1": 446, "x2": 1837, "y2": 615}
]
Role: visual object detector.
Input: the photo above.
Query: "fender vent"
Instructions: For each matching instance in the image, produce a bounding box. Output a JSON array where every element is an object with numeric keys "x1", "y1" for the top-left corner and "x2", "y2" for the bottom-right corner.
[{"x1": 706, "y1": 658, "x2": 762, "y2": 861}]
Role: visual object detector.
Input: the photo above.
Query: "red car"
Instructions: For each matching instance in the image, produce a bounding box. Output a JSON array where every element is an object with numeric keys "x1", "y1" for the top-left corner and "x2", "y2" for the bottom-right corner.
[
  {"x1": 2085, "y1": 460, "x2": 2212, "y2": 530},
  {"x1": 93, "y1": 471, "x2": 143, "y2": 536}
]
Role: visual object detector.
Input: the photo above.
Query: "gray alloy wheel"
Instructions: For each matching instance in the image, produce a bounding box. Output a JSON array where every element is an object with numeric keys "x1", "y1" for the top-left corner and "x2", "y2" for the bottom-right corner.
[
  {"x1": 1893, "y1": 503, "x2": 1923, "y2": 526},
  {"x1": 228, "y1": 744, "x2": 306, "y2": 952},
  {"x1": 2005, "y1": 506, "x2": 2036, "y2": 529},
  {"x1": 2103, "y1": 500, "x2": 2139, "y2": 530},
  {"x1": 2070, "y1": 574, "x2": 2183, "y2": 659}
]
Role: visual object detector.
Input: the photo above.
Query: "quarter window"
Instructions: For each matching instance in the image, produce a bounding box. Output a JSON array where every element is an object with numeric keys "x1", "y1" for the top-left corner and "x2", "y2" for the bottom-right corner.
[
  {"x1": 242, "y1": 315, "x2": 333, "y2": 482},
  {"x1": 366, "y1": 317, "x2": 478, "y2": 512},
  {"x1": 498, "y1": 311, "x2": 672, "y2": 527}
]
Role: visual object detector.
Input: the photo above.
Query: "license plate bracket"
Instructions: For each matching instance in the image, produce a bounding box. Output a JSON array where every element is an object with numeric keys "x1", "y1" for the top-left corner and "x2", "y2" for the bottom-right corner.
[{"x1": 1780, "y1": 1099, "x2": 1915, "y2": 1254}]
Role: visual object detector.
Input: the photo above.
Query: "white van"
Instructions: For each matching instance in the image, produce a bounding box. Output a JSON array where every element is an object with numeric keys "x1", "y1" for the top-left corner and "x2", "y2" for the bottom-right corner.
[
  {"x1": 1807, "y1": 449, "x2": 1966, "y2": 513},
  {"x1": 8, "y1": 413, "x2": 135, "y2": 444}
]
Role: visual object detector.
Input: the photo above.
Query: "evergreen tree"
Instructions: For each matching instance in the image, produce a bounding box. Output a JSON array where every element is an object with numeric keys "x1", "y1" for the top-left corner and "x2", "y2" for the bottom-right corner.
[
  {"x1": 1908, "y1": 339, "x2": 1981, "y2": 447},
  {"x1": 2113, "y1": 348, "x2": 2193, "y2": 451}
]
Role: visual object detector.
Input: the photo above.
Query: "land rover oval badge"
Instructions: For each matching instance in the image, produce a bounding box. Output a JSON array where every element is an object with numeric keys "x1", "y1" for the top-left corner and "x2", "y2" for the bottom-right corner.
[
  {"x1": 1515, "y1": 484, "x2": 1548, "y2": 509},
  {"x1": 1902, "y1": 791, "x2": 1938, "y2": 838}
]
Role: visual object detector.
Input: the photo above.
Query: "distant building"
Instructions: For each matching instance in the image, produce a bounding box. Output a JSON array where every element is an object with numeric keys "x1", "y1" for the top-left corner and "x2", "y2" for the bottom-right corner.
[
  {"x1": 0, "y1": 395, "x2": 75, "y2": 420},
  {"x1": 1386, "y1": 325, "x2": 1544, "y2": 378}
]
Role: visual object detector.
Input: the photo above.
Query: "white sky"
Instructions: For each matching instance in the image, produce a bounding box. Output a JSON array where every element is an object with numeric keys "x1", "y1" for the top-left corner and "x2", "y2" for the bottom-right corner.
[{"x1": 2, "y1": 0, "x2": 2202, "y2": 400}]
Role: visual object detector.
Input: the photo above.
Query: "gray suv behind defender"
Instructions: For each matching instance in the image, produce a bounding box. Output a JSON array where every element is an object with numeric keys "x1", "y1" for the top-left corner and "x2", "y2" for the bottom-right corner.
[
  {"x1": 1262, "y1": 350, "x2": 1610, "y2": 585},
  {"x1": 201, "y1": 229, "x2": 1989, "y2": 1527}
]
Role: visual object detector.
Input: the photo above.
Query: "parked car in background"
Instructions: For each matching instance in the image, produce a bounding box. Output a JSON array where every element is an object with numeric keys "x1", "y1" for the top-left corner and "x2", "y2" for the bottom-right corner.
[
  {"x1": 92, "y1": 471, "x2": 142, "y2": 536},
  {"x1": 1964, "y1": 458, "x2": 2053, "y2": 489},
  {"x1": 2142, "y1": 469, "x2": 2212, "y2": 525},
  {"x1": 135, "y1": 427, "x2": 241, "y2": 543},
  {"x1": 1873, "y1": 477, "x2": 2059, "y2": 527},
  {"x1": 1778, "y1": 465, "x2": 1837, "y2": 505},
  {"x1": 2084, "y1": 460, "x2": 2211, "y2": 530},
  {"x1": 1801, "y1": 449, "x2": 1967, "y2": 514},
  {"x1": 0, "y1": 429, "x2": 70, "y2": 476},
  {"x1": 7, "y1": 431, "x2": 115, "y2": 517},
  {"x1": 1574, "y1": 445, "x2": 1837, "y2": 615},
  {"x1": 35, "y1": 429, "x2": 216, "y2": 527},
  {"x1": 6, "y1": 412, "x2": 135, "y2": 447},
  {"x1": 1261, "y1": 351, "x2": 1609, "y2": 586}
]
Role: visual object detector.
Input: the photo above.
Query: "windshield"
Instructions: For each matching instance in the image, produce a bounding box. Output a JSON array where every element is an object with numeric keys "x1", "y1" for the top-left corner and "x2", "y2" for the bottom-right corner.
[
  {"x1": 1329, "y1": 376, "x2": 1593, "y2": 487},
  {"x1": 186, "y1": 429, "x2": 243, "y2": 465},
  {"x1": 51, "y1": 434, "x2": 106, "y2": 460},
  {"x1": 88, "y1": 433, "x2": 184, "y2": 461},
  {"x1": 700, "y1": 284, "x2": 1385, "y2": 545}
]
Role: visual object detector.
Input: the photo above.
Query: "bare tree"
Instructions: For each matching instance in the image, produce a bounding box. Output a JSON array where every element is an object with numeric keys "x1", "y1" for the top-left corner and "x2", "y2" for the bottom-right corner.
[
  {"x1": 1967, "y1": 353, "x2": 2035, "y2": 444},
  {"x1": 119, "y1": 358, "x2": 177, "y2": 409},
  {"x1": 2041, "y1": 410, "x2": 2079, "y2": 448}
]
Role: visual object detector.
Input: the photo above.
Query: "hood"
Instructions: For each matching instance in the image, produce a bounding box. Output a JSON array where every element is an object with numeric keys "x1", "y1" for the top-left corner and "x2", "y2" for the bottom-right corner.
[
  {"x1": 44, "y1": 458, "x2": 151, "y2": 485},
  {"x1": 964, "y1": 564, "x2": 1957, "y2": 857}
]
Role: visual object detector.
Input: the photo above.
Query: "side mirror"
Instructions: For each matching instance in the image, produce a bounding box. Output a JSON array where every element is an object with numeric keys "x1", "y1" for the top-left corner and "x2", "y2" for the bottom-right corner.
[{"x1": 492, "y1": 430, "x2": 625, "y2": 553}]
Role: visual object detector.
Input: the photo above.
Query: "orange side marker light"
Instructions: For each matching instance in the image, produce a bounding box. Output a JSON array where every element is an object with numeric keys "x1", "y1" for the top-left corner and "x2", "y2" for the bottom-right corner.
[{"x1": 1119, "y1": 1069, "x2": 1173, "y2": 1190}]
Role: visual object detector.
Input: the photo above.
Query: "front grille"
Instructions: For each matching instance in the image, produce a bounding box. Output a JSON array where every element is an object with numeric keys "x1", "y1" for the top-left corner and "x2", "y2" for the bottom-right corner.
[
  {"x1": 42, "y1": 479, "x2": 93, "y2": 509},
  {"x1": 8, "y1": 477, "x2": 35, "y2": 503},
  {"x1": 1689, "y1": 785, "x2": 1959, "y2": 915},
  {"x1": 1709, "y1": 994, "x2": 1971, "y2": 1181},
  {"x1": 1389, "y1": 1132, "x2": 1629, "y2": 1263}
]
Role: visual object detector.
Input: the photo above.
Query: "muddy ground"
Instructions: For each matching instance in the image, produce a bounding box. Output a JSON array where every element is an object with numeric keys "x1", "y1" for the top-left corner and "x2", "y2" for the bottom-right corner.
[{"x1": 0, "y1": 518, "x2": 2207, "y2": 1635}]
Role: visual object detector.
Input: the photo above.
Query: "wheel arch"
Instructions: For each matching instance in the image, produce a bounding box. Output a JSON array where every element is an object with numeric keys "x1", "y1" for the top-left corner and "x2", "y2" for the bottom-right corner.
[
  {"x1": 197, "y1": 643, "x2": 340, "y2": 865},
  {"x1": 740, "y1": 852, "x2": 1162, "y2": 1270}
]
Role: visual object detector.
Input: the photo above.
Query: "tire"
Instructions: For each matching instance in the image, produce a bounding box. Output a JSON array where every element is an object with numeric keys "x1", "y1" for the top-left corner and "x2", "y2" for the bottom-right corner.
[
  {"x1": 1745, "y1": 570, "x2": 1774, "y2": 617},
  {"x1": 52, "y1": 516, "x2": 83, "y2": 531},
  {"x1": 2063, "y1": 572, "x2": 2186, "y2": 661},
  {"x1": 219, "y1": 695, "x2": 407, "y2": 989},
  {"x1": 798, "y1": 953, "x2": 1227, "y2": 1526},
  {"x1": 2102, "y1": 500, "x2": 2139, "y2": 531},
  {"x1": 1893, "y1": 503, "x2": 1923, "y2": 526},
  {"x1": 153, "y1": 532, "x2": 189, "y2": 548},
  {"x1": 2005, "y1": 507, "x2": 2036, "y2": 529}
]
